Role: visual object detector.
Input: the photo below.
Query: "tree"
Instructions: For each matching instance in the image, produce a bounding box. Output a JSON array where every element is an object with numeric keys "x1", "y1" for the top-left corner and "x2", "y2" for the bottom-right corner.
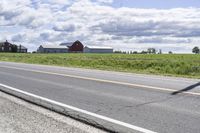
[
  {"x1": 133, "y1": 51, "x2": 138, "y2": 54},
  {"x1": 192, "y1": 46, "x2": 200, "y2": 54},
  {"x1": 168, "y1": 51, "x2": 173, "y2": 54},
  {"x1": 147, "y1": 48, "x2": 156, "y2": 54},
  {"x1": 158, "y1": 49, "x2": 162, "y2": 54},
  {"x1": 141, "y1": 51, "x2": 148, "y2": 54},
  {"x1": 114, "y1": 51, "x2": 122, "y2": 53},
  {"x1": 11, "y1": 45, "x2": 18, "y2": 52},
  {"x1": 122, "y1": 51, "x2": 127, "y2": 54}
]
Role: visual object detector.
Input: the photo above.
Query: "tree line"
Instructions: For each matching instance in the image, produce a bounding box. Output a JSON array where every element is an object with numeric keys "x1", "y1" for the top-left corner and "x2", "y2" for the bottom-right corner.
[
  {"x1": 114, "y1": 48, "x2": 172, "y2": 54},
  {"x1": 114, "y1": 47, "x2": 200, "y2": 54}
]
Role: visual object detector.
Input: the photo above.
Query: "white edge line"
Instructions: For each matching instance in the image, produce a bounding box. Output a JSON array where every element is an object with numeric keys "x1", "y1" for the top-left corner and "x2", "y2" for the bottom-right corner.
[
  {"x1": 0, "y1": 83, "x2": 157, "y2": 133},
  {"x1": 0, "y1": 65, "x2": 200, "y2": 96}
]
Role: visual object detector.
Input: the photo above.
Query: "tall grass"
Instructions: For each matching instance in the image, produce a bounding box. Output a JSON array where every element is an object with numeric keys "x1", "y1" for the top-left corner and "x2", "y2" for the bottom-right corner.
[{"x1": 0, "y1": 53, "x2": 200, "y2": 78}]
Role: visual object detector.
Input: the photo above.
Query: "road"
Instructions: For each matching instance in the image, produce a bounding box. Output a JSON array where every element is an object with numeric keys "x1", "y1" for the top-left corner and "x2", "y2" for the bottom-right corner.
[{"x1": 0, "y1": 62, "x2": 200, "y2": 133}]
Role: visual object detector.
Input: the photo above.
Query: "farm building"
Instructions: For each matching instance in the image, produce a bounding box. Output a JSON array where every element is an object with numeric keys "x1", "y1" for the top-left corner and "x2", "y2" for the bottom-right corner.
[
  {"x1": 17, "y1": 45, "x2": 28, "y2": 53},
  {"x1": 37, "y1": 40, "x2": 113, "y2": 53},
  {"x1": 0, "y1": 40, "x2": 27, "y2": 53},
  {"x1": 60, "y1": 40, "x2": 83, "y2": 53},
  {"x1": 0, "y1": 40, "x2": 13, "y2": 52},
  {"x1": 83, "y1": 46, "x2": 113, "y2": 53},
  {"x1": 37, "y1": 45, "x2": 68, "y2": 53}
]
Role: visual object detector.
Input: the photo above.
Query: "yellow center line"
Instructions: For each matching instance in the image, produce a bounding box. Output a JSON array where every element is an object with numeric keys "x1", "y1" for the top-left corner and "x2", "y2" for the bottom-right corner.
[{"x1": 0, "y1": 65, "x2": 200, "y2": 96}]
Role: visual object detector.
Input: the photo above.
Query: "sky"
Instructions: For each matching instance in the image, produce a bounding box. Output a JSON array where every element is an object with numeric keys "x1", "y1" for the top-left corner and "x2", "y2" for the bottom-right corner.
[
  {"x1": 111, "y1": 0, "x2": 200, "y2": 9},
  {"x1": 0, "y1": 0, "x2": 200, "y2": 53}
]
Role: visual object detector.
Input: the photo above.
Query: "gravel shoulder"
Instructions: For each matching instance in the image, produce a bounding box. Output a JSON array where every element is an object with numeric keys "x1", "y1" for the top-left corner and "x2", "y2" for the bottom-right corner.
[{"x1": 0, "y1": 91, "x2": 106, "y2": 133}]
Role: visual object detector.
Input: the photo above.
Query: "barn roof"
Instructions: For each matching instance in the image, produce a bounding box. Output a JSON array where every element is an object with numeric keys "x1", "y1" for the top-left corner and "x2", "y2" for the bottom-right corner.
[
  {"x1": 60, "y1": 40, "x2": 82, "y2": 47},
  {"x1": 60, "y1": 42, "x2": 74, "y2": 46},
  {"x1": 41, "y1": 45, "x2": 68, "y2": 49},
  {"x1": 84, "y1": 45, "x2": 113, "y2": 49},
  {"x1": 0, "y1": 41, "x2": 12, "y2": 46}
]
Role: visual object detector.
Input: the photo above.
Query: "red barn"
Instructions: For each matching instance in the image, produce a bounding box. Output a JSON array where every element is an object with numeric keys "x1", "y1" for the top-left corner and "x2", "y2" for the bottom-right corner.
[{"x1": 60, "y1": 40, "x2": 83, "y2": 53}]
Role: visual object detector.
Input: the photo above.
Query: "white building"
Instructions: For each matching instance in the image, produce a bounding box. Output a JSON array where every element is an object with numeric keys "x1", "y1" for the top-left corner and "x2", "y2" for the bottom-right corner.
[
  {"x1": 37, "y1": 45, "x2": 68, "y2": 53},
  {"x1": 83, "y1": 46, "x2": 113, "y2": 53}
]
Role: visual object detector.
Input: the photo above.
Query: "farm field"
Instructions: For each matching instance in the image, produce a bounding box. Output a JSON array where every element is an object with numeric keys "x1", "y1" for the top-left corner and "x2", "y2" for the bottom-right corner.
[{"x1": 0, "y1": 53, "x2": 200, "y2": 78}]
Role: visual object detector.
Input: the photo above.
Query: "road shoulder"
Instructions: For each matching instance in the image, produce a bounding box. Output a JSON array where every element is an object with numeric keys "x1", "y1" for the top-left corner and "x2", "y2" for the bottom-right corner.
[{"x1": 0, "y1": 91, "x2": 106, "y2": 133}]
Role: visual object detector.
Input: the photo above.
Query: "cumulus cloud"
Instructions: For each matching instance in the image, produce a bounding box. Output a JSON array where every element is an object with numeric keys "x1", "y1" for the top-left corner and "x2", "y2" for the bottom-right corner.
[
  {"x1": 11, "y1": 33, "x2": 26, "y2": 42},
  {"x1": 96, "y1": 0, "x2": 113, "y2": 4},
  {"x1": 53, "y1": 22, "x2": 75, "y2": 32},
  {"x1": 41, "y1": 0, "x2": 71, "y2": 5},
  {"x1": 136, "y1": 37, "x2": 192, "y2": 44},
  {"x1": 0, "y1": 0, "x2": 200, "y2": 53},
  {"x1": 93, "y1": 8, "x2": 200, "y2": 38}
]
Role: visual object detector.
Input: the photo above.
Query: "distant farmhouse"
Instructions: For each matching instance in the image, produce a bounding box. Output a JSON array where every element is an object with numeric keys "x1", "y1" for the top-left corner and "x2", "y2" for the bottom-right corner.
[
  {"x1": 0, "y1": 40, "x2": 27, "y2": 53},
  {"x1": 37, "y1": 40, "x2": 113, "y2": 53}
]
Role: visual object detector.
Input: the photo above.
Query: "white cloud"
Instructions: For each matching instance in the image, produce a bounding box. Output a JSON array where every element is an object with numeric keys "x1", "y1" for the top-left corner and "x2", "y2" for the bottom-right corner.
[
  {"x1": 41, "y1": 0, "x2": 71, "y2": 5},
  {"x1": 0, "y1": 0, "x2": 200, "y2": 53},
  {"x1": 53, "y1": 22, "x2": 76, "y2": 32},
  {"x1": 96, "y1": 0, "x2": 113, "y2": 4}
]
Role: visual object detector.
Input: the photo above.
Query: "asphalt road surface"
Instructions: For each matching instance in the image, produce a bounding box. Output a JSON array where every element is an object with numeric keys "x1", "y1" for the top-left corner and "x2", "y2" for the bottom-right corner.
[{"x1": 0, "y1": 62, "x2": 200, "y2": 133}]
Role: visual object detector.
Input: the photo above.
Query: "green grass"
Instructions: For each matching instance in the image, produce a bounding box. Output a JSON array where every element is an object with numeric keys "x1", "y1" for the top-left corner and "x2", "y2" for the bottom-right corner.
[{"x1": 0, "y1": 53, "x2": 200, "y2": 78}]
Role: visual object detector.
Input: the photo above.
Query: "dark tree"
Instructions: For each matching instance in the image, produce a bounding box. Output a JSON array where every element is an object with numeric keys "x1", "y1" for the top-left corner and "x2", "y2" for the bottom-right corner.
[
  {"x1": 114, "y1": 51, "x2": 122, "y2": 53},
  {"x1": 158, "y1": 49, "x2": 162, "y2": 54},
  {"x1": 11, "y1": 45, "x2": 18, "y2": 52},
  {"x1": 133, "y1": 51, "x2": 138, "y2": 54},
  {"x1": 168, "y1": 51, "x2": 173, "y2": 54},
  {"x1": 141, "y1": 51, "x2": 148, "y2": 54},
  {"x1": 147, "y1": 48, "x2": 156, "y2": 54},
  {"x1": 192, "y1": 46, "x2": 200, "y2": 54}
]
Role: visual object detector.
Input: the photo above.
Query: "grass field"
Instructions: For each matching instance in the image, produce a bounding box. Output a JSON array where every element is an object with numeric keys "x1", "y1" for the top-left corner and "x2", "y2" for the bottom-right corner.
[{"x1": 0, "y1": 53, "x2": 200, "y2": 78}]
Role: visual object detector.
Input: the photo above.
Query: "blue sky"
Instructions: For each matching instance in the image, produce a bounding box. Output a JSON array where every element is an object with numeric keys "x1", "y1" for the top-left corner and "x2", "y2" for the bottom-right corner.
[
  {"x1": 0, "y1": 0, "x2": 200, "y2": 53},
  {"x1": 110, "y1": 0, "x2": 200, "y2": 9}
]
